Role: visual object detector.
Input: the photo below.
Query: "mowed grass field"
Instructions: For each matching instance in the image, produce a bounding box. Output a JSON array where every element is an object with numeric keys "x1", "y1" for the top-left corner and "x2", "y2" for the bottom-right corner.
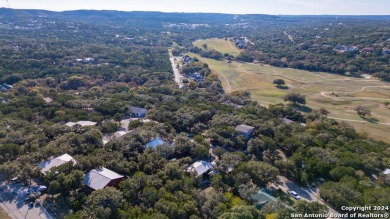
[
  {"x1": 189, "y1": 39, "x2": 390, "y2": 142},
  {"x1": 193, "y1": 38, "x2": 242, "y2": 57}
]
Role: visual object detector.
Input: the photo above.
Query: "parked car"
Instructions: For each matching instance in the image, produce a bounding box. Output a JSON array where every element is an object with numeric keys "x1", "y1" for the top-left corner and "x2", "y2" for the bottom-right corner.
[
  {"x1": 10, "y1": 177, "x2": 20, "y2": 183},
  {"x1": 289, "y1": 190, "x2": 301, "y2": 200},
  {"x1": 35, "y1": 185, "x2": 47, "y2": 192},
  {"x1": 24, "y1": 194, "x2": 37, "y2": 203}
]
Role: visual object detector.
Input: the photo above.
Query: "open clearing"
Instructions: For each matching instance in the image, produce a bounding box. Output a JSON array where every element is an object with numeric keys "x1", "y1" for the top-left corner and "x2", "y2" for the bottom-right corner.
[
  {"x1": 189, "y1": 39, "x2": 390, "y2": 143},
  {"x1": 193, "y1": 38, "x2": 242, "y2": 57}
]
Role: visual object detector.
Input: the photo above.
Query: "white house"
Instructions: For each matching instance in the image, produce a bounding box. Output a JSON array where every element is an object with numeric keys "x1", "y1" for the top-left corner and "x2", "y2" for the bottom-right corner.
[
  {"x1": 65, "y1": 121, "x2": 97, "y2": 127},
  {"x1": 38, "y1": 153, "x2": 77, "y2": 175},
  {"x1": 187, "y1": 161, "x2": 213, "y2": 177}
]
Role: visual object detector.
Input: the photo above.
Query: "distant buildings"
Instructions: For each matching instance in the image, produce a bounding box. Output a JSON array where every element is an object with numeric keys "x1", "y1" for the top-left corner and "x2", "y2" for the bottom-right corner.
[
  {"x1": 128, "y1": 106, "x2": 147, "y2": 118},
  {"x1": 382, "y1": 48, "x2": 390, "y2": 55},
  {"x1": 84, "y1": 167, "x2": 124, "y2": 190},
  {"x1": 38, "y1": 153, "x2": 77, "y2": 175},
  {"x1": 333, "y1": 45, "x2": 358, "y2": 53},
  {"x1": 187, "y1": 72, "x2": 204, "y2": 82},
  {"x1": 187, "y1": 161, "x2": 213, "y2": 177},
  {"x1": 65, "y1": 121, "x2": 97, "y2": 127},
  {"x1": 361, "y1": 47, "x2": 374, "y2": 53},
  {"x1": 75, "y1": 57, "x2": 95, "y2": 64},
  {"x1": 235, "y1": 37, "x2": 246, "y2": 49},
  {"x1": 182, "y1": 55, "x2": 192, "y2": 64},
  {"x1": 281, "y1": 118, "x2": 306, "y2": 127},
  {"x1": 235, "y1": 124, "x2": 255, "y2": 139}
]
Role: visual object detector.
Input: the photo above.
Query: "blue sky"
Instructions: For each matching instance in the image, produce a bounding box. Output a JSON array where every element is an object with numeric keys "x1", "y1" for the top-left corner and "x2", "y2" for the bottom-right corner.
[{"x1": 2, "y1": 0, "x2": 390, "y2": 15}]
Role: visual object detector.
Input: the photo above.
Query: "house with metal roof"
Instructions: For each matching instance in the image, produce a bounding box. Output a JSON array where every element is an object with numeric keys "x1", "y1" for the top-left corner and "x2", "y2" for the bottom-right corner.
[
  {"x1": 0, "y1": 83, "x2": 13, "y2": 92},
  {"x1": 235, "y1": 124, "x2": 255, "y2": 139},
  {"x1": 187, "y1": 161, "x2": 213, "y2": 177},
  {"x1": 128, "y1": 106, "x2": 147, "y2": 117},
  {"x1": 65, "y1": 121, "x2": 97, "y2": 127},
  {"x1": 38, "y1": 153, "x2": 77, "y2": 175},
  {"x1": 84, "y1": 167, "x2": 124, "y2": 190}
]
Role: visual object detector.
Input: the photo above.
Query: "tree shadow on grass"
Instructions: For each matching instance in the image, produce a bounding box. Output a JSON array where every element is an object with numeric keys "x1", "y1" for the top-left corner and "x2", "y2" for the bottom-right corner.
[
  {"x1": 363, "y1": 117, "x2": 380, "y2": 124},
  {"x1": 296, "y1": 105, "x2": 313, "y2": 113},
  {"x1": 276, "y1": 85, "x2": 289, "y2": 90}
]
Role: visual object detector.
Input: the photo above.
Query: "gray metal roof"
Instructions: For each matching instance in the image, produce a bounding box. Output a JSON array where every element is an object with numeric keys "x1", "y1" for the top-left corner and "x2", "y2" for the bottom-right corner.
[
  {"x1": 187, "y1": 161, "x2": 213, "y2": 176},
  {"x1": 38, "y1": 153, "x2": 77, "y2": 175},
  {"x1": 84, "y1": 167, "x2": 124, "y2": 190},
  {"x1": 129, "y1": 106, "x2": 147, "y2": 114},
  {"x1": 235, "y1": 124, "x2": 255, "y2": 134}
]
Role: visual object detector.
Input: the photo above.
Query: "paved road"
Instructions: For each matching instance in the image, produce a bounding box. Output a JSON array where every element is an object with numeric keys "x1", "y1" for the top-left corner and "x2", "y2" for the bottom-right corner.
[
  {"x1": 0, "y1": 182, "x2": 53, "y2": 219},
  {"x1": 169, "y1": 57, "x2": 184, "y2": 88},
  {"x1": 276, "y1": 176, "x2": 340, "y2": 218}
]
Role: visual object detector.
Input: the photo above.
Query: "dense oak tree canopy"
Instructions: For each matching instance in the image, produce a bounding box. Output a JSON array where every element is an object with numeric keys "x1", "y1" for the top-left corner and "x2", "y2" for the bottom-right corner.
[{"x1": 0, "y1": 8, "x2": 389, "y2": 219}]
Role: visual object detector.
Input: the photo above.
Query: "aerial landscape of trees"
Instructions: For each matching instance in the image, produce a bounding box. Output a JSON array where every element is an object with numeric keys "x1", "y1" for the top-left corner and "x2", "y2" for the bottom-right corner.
[{"x1": 0, "y1": 8, "x2": 389, "y2": 219}]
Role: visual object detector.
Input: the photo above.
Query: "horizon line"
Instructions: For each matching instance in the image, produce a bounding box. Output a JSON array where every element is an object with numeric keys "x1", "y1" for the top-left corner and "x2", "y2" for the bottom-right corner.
[{"x1": 1, "y1": 7, "x2": 389, "y2": 16}]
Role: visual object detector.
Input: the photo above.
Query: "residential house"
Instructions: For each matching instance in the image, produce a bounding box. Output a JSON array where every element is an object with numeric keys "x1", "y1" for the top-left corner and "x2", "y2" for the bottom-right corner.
[
  {"x1": 281, "y1": 118, "x2": 306, "y2": 127},
  {"x1": 65, "y1": 121, "x2": 97, "y2": 127},
  {"x1": 382, "y1": 48, "x2": 390, "y2": 55},
  {"x1": 38, "y1": 153, "x2": 77, "y2": 175},
  {"x1": 84, "y1": 167, "x2": 124, "y2": 190},
  {"x1": 361, "y1": 47, "x2": 374, "y2": 53},
  {"x1": 187, "y1": 161, "x2": 213, "y2": 177},
  {"x1": 102, "y1": 130, "x2": 129, "y2": 145},
  {"x1": 251, "y1": 188, "x2": 278, "y2": 208},
  {"x1": 333, "y1": 45, "x2": 357, "y2": 53},
  {"x1": 128, "y1": 106, "x2": 147, "y2": 118},
  {"x1": 281, "y1": 118, "x2": 294, "y2": 125},
  {"x1": 188, "y1": 72, "x2": 204, "y2": 82},
  {"x1": 235, "y1": 124, "x2": 255, "y2": 139},
  {"x1": 182, "y1": 55, "x2": 192, "y2": 64},
  {"x1": 145, "y1": 137, "x2": 167, "y2": 149},
  {"x1": 0, "y1": 83, "x2": 13, "y2": 92}
]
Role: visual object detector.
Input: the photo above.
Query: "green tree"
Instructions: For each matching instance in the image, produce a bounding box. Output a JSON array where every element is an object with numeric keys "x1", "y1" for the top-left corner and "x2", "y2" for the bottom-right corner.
[
  {"x1": 284, "y1": 93, "x2": 306, "y2": 105},
  {"x1": 293, "y1": 201, "x2": 327, "y2": 218},
  {"x1": 329, "y1": 166, "x2": 356, "y2": 181},
  {"x1": 273, "y1": 79, "x2": 286, "y2": 87},
  {"x1": 354, "y1": 106, "x2": 371, "y2": 118},
  {"x1": 85, "y1": 187, "x2": 124, "y2": 219},
  {"x1": 218, "y1": 205, "x2": 261, "y2": 219}
]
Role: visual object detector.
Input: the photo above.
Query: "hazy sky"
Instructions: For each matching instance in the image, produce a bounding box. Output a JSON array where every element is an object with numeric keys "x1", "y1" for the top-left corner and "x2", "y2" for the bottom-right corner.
[{"x1": 2, "y1": 0, "x2": 390, "y2": 15}]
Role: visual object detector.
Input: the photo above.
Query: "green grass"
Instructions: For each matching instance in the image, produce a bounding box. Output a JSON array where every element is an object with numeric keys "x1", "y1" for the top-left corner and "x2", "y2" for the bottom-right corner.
[
  {"x1": 186, "y1": 48, "x2": 390, "y2": 143},
  {"x1": 0, "y1": 207, "x2": 11, "y2": 219},
  {"x1": 193, "y1": 38, "x2": 242, "y2": 57}
]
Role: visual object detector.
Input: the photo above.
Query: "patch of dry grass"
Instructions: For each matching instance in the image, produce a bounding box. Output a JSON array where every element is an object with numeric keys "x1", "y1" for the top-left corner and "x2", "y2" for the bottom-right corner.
[{"x1": 187, "y1": 51, "x2": 390, "y2": 143}]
